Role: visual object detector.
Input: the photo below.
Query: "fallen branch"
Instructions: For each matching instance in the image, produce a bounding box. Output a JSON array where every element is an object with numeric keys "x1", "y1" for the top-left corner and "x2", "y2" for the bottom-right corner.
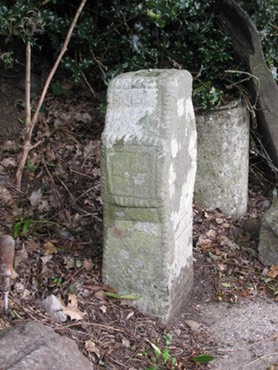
[
  {"x1": 225, "y1": 69, "x2": 260, "y2": 108},
  {"x1": 217, "y1": 0, "x2": 278, "y2": 167},
  {"x1": 16, "y1": 0, "x2": 87, "y2": 189},
  {"x1": 242, "y1": 352, "x2": 278, "y2": 368}
]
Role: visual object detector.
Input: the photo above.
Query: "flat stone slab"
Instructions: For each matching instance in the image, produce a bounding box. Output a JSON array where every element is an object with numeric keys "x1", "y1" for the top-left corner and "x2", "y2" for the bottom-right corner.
[{"x1": 0, "y1": 321, "x2": 95, "y2": 370}]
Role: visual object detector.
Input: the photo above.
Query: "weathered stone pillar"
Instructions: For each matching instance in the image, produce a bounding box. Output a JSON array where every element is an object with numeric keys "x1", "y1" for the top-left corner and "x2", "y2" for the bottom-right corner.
[
  {"x1": 101, "y1": 69, "x2": 197, "y2": 321},
  {"x1": 194, "y1": 101, "x2": 249, "y2": 217}
]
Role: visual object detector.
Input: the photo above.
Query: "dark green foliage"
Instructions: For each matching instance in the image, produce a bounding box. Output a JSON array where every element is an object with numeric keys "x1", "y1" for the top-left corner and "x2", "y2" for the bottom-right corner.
[
  {"x1": 192, "y1": 353, "x2": 215, "y2": 364},
  {"x1": 0, "y1": 2, "x2": 53, "y2": 44},
  {"x1": 0, "y1": 0, "x2": 276, "y2": 110}
]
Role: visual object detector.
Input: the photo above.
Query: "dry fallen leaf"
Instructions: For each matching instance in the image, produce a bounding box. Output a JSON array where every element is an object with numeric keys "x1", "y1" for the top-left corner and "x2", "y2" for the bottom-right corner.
[
  {"x1": 215, "y1": 218, "x2": 223, "y2": 225},
  {"x1": 207, "y1": 229, "x2": 217, "y2": 239},
  {"x1": 1, "y1": 157, "x2": 17, "y2": 168},
  {"x1": 220, "y1": 237, "x2": 239, "y2": 250},
  {"x1": 184, "y1": 320, "x2": 201, "y2": 331},
  {"x1": 125, "y1": 311, "x2": 135, "y2": 320},
  {"x1": 196, "y1": 236, "x2": 212, "y2": 250},
  {"x1": 45, "y1": 144, "x2": 56, "y2": 162},
  {"x1": 1, "y1": 140, "x2": 17, "y2": 152},
  {"x1": 54, "y1": 163, "x2": 67, "y2": 178},
  {"x1": 0, "y1": 164, "x2": 6, "y2": 175},
  {"x1": 24, "y1": 239, "x2": 40, "y2": 252},
  {"x1": 122, "y1": 338, "x2": 130, "y2": 348},
  {"x1": 84, "y1": 140, "x2": 100, "y2": 159},
  {"x1": 75, "y1": 112, "x2": 92, "y2": 123},
  {"x1": 100, "y1": 305, "x2": 107, "y2": 313},
  {"x1": 62, "y1": 293, "x2": 86, "y2": 321},
  {"x1": 29, "y1": 188, "x2": 43, "y2": 207},
  {"x1": 63, "y1": 256, "x2": 75, "y2": 269},
  {"x1": 38, "y1": 200, "x2": 50, "y2": 212},
  {"x1": 85, "y1": 340, "x2": 101, "y2": 357},
  {"x1": 95, "y1": 290, "x2": 107, "y2": 300},
  {"x1": 44, "y1": 241, "x2": 58, "y2": 255},
  {"x1": 40, "y1": 255, "x2": 53, "y2": 265},
  {"x1": 0, "y1": 186, "x2": 15, "y2": 206},
  {"x1": 83, "y1": 258, "x2": 94, "y2": 272},
  {"x1": 217, "y1": 263, "x2": 227, "y2": 272},
  {"x1": 241, "y1": 290, "x2": 249, "y2": 298},
  {"x1": 267, "y1": 265, "x2": 278, "y2": 279}
]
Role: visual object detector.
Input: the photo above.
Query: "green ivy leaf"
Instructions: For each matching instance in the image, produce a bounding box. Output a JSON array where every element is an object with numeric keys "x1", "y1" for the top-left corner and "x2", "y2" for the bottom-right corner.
[
  {"x1": 51, "y1": 82, "x2": 69, "y2": 96},
  {"x1": 13, "y1": 221, "x2": 22, "y2": 238},
  {"x1": 193, "y1": 354, "x2": 214, "y2": 364},
  {"x1": 23, "y1": 220, "x2": 32, "y2": 235},
  {"x1": 75, "y1": 259, "x2": 83, "y2": 268}
]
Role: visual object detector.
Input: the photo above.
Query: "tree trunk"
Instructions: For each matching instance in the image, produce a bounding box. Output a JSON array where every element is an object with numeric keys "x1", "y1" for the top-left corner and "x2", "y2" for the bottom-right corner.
[{"x1": 217, "y1": 0, "x2": 278, "y2": 167}]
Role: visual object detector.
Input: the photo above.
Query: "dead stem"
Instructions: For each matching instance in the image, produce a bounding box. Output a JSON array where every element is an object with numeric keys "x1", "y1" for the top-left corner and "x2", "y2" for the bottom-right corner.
[{"x1": 16, "y1": 0, "x2": 87, "y2": 190}]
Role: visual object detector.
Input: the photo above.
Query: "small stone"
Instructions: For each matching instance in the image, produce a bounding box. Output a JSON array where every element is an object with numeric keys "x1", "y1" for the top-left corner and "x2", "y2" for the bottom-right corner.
[
  {"x1": 42, "y1": 294, "x2": 67, "y2": 322},
  {"x1": 184, "y1": 320, "x2": 201, "y2": 331}
]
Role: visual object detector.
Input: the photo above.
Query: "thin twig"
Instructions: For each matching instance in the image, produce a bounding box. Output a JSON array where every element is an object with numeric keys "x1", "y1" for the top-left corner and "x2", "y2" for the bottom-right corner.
[
  {"x1": 66, "y1": 322, "x2": 126, "y2": 333},
  {"x1": 32, "y1": 0, "x2": 87, "y2": 127},
  {"x1": 70, "y1": 169, "x2": 96, "y2": 181},
  {"x1": 89, "y1": 47, "x2": 108, "y2": 80},
  {"x1": 54, "y1": 174, "x2": 76, "y2": 203},
  {"x1": 74, "y1": 186, "x2": 98, "y2": 203},
  {"x1": 16, "y1": 0, "x2": 87, "y2": 189},
  {"x1": 242, "y1": 352, "x2": 278, "y2": 368},
  {"x1": 42, "y1": 157, "x2": 69, "y2": 222},
  {"x1": 194, "y1": 64, "x2": 204, "y2": 80},
  {"x1": 225, "y1": 69, "x2": 260, "y2": 108},
  {"x1": 224, "y1": 70, "x2": 261, "y2": 128},
  {"x1": 25, "y1": 41, "x2": 31, "y2": 129},
  {"x1": 217, "y1": 335, "x2": 278, "y2": 354},
  {"x1": 251, "y1": 128, "x2": 278, "y2": 175},
  {"x1": 269, "y1": 22, "x2": 278, "y2": 31},
  {"x1": 81, "y1": 71, "x2": 96, "y2": 97}
]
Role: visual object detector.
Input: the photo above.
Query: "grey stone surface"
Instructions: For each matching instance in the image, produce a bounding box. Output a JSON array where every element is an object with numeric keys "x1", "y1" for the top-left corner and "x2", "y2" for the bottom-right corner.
[
  {"x1": 195, "y1": 101, "x2": 249, "y2": 217},
  {"x1": 197, "y1": 299, "x2": 278, "y2": 370},
  {"x1": 101, "y1": 69, "x2": 197, "y2": 321},
  {"x1": 258, "y1": 198, "x2": 278, "y2": 266},
  {"x1": 0, "y1": 321, "x2": 95, "y2": 370}
]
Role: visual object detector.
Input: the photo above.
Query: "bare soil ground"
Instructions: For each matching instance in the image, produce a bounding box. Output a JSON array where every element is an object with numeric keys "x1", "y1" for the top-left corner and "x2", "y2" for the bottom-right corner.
[{"x1": 0, "y1": 75, "x2": 277, "y2": 369}]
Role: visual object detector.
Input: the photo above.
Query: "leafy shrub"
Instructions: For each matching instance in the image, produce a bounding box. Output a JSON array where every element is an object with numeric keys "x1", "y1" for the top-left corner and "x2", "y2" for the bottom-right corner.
[
  {"x1": 239, "y1": 0, "x2": 277, "y2": 79},
  {"x1": 0, "y1": 0, "x2": 276, "y2": 110}
]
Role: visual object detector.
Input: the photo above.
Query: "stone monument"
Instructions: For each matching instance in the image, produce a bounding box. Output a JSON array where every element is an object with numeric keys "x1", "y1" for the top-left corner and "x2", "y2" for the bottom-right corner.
[
  {"x1": 101, "y1": 69, "x2": 197, "y2": 321},
  {"x1": 194, "y1": 101, "x2": 250, "y2": 217}
]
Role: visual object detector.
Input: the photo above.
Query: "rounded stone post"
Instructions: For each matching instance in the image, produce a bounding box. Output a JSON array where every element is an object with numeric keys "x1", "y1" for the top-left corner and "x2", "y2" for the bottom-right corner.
[{"x1": 194, "y1": 101, "x2": 250, "y2": 217}]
